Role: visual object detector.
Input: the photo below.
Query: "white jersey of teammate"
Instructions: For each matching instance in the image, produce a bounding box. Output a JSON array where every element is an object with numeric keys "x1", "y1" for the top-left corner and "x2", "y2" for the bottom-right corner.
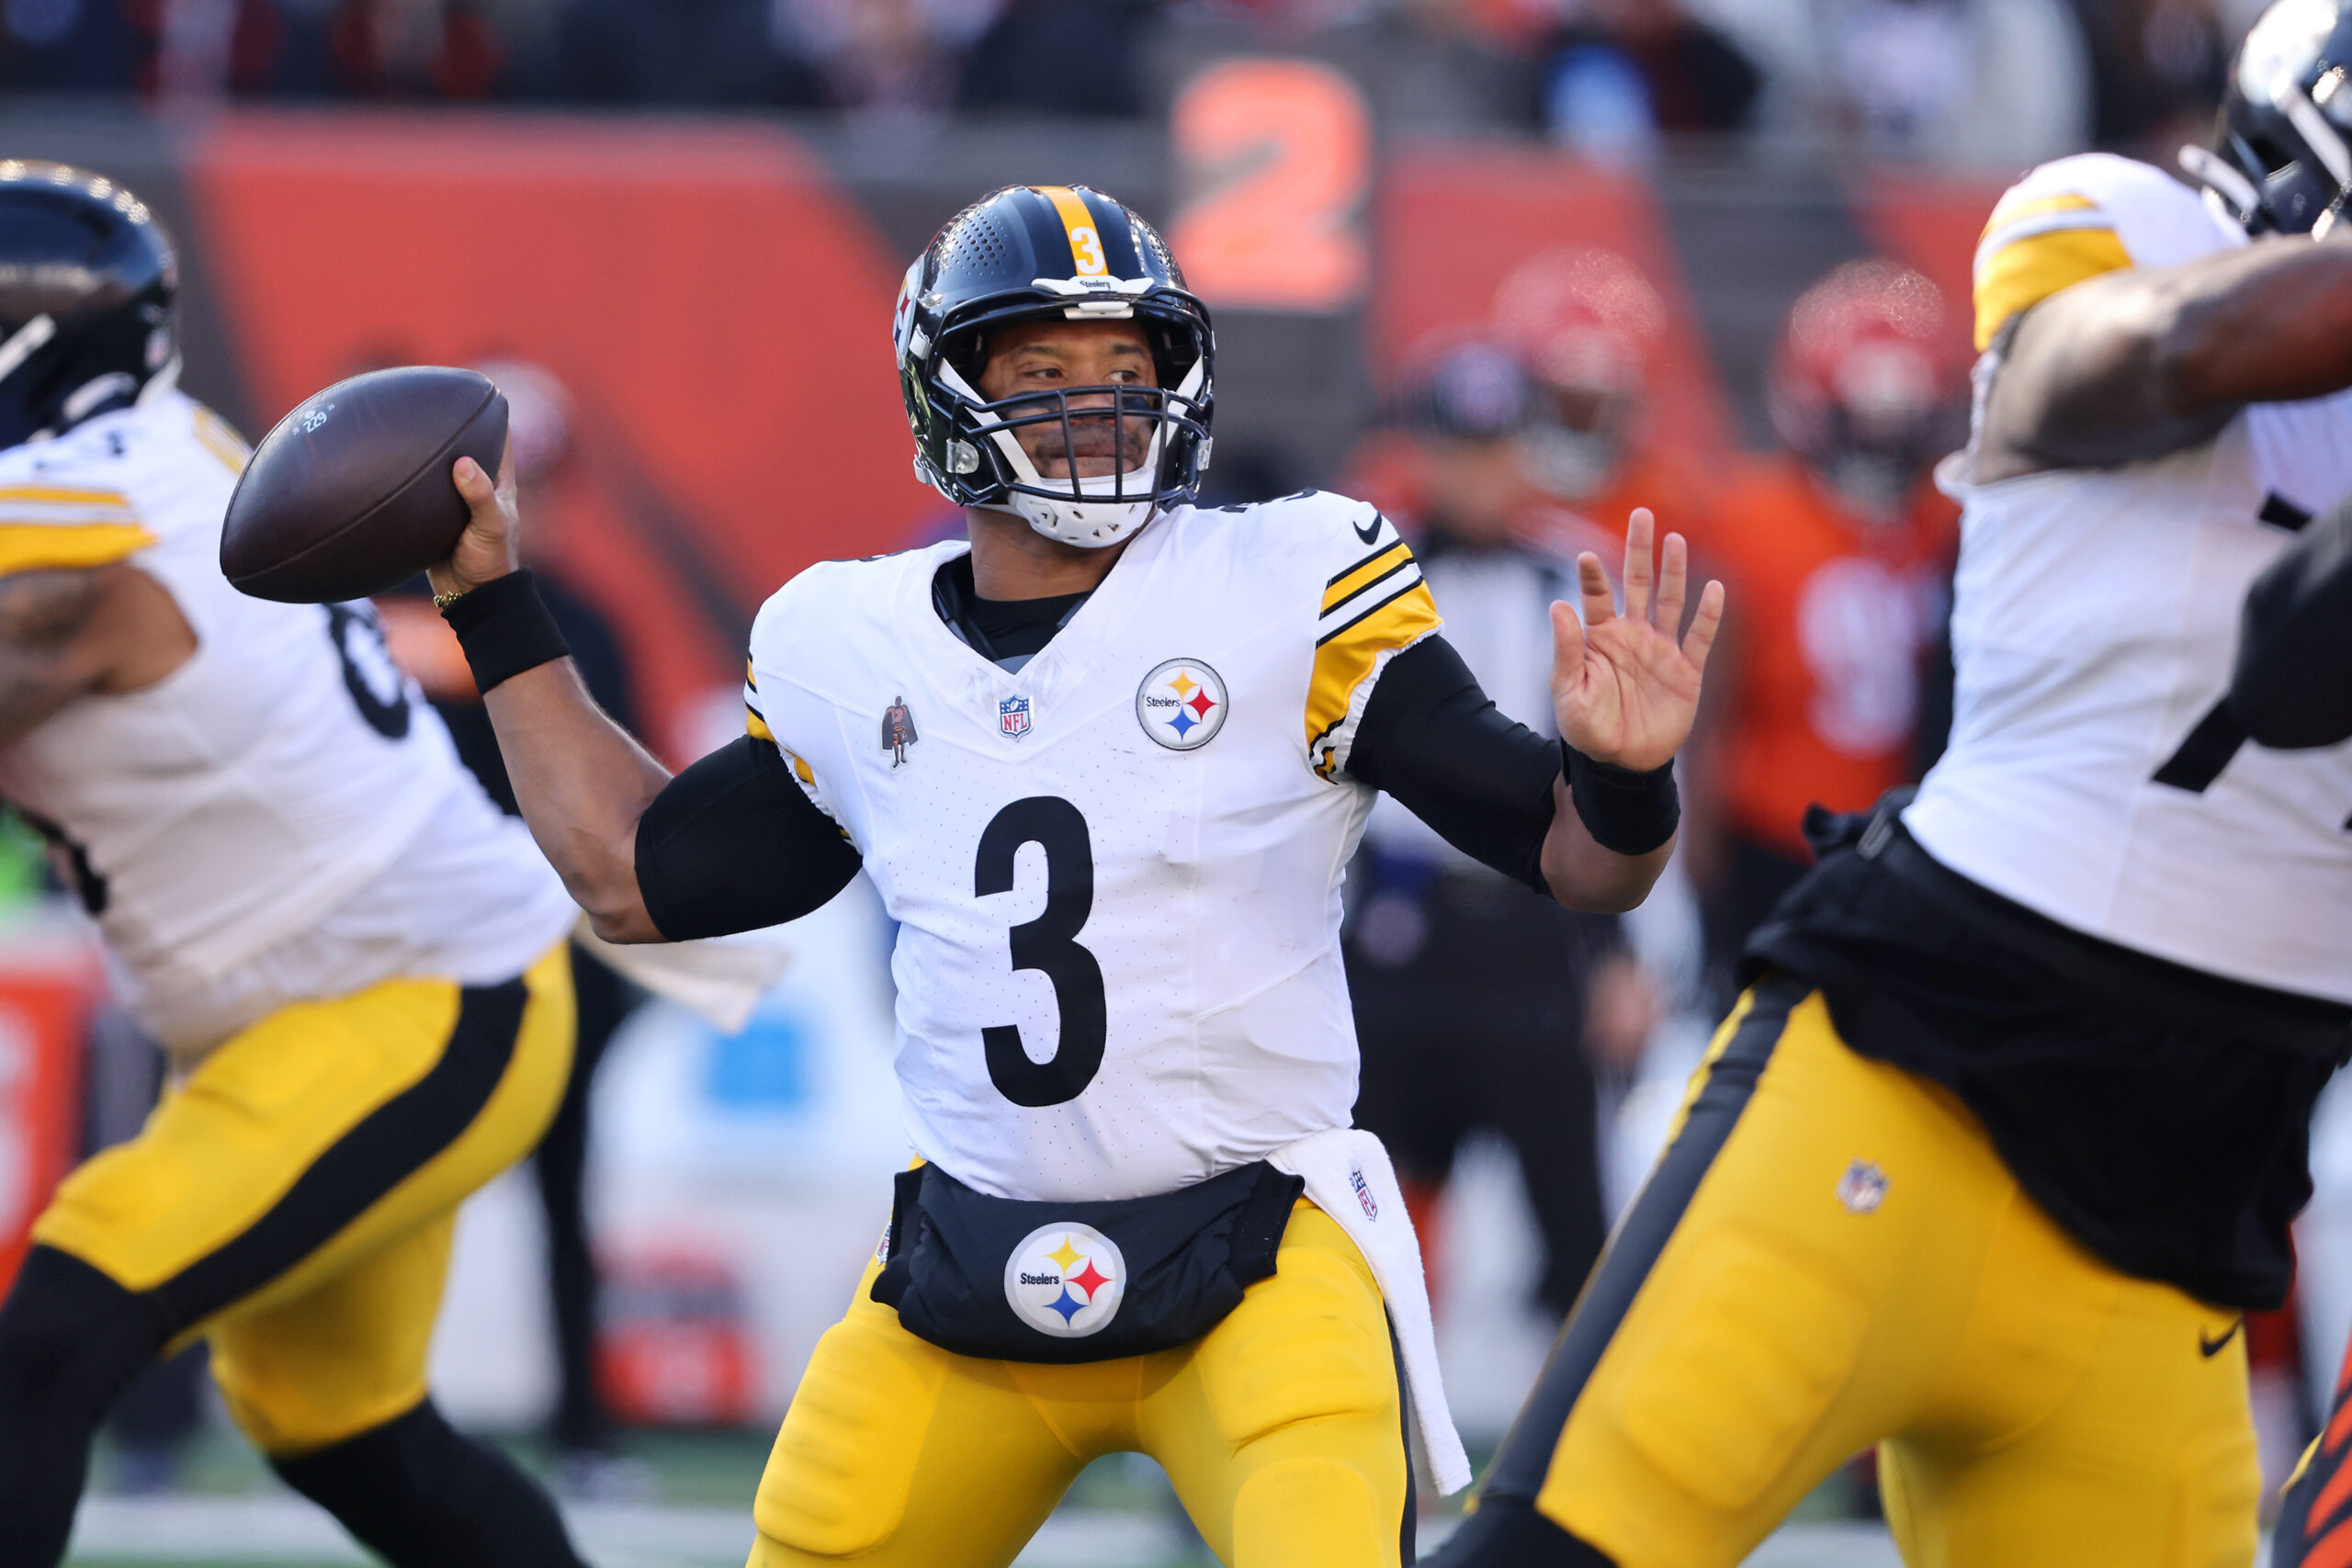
[
  {"x1": 0, "y1": 388, "x2": 574, "y2": 1051},
  {"x1": 1908, "y1": 152, "x2": 2352, "y2": 1003},
  {"x1": 747, "y1": 491, "x2": 1441, "y2": 1201}
]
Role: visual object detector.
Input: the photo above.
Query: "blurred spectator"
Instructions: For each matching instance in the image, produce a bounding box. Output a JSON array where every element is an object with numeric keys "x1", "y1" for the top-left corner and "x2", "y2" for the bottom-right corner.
[
  {"x1": 1343, "y1": 335, "x2": 1632, "y2": 1323},
  {"x1": 955, "y1": 0, "x2": 1159, "y2": 116},
  {"x1": 1807, "y1": 0, "x2": 2093, "y2": 164},
  {"x1": 2079, "y1": 0, "x2": 2225, "y2": 152},
  {"x1": 325, "y1": 0, "x2": 500, "y2": 97},
  {"x1": 785, "y1": 0, "x2": 998, "y2": 115},
  {"x1": 1536, "y1": 0, "x2": 1761, "y2": 156},
  {"x1": 555, "y1": 0, "x2": 824, "y2": 107},
  {"x1": 1687, "y1": 259, "x2": 1964, "y2": 998}
]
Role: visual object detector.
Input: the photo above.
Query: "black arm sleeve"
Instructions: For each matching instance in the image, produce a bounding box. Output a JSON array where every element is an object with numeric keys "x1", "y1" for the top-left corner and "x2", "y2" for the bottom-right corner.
[
  {"x1": 634, "y1": 736, "x2": 864, "y2": 941},
  {"x1": 2229, "y1": 493, "x2": 2352, "y2": 750},
  {"x1": 1344, "y1": 635, "x2": 1561, "y2": 894}
]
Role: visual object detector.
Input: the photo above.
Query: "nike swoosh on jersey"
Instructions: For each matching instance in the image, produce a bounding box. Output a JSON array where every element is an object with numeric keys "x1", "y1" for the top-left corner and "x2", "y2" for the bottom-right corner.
[
  {"x1": 1352, "y1": 513, "x2": 1384, "y2": 545},
  {"x1": 2199, "y1": 1319, "x2": 2244, "y2": 1358}
]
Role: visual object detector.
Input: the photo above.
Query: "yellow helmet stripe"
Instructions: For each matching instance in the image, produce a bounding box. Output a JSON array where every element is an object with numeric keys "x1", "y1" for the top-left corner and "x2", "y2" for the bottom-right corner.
[{"x1": 1033, "y1": 185, "x2": 1110, "y2": 277}]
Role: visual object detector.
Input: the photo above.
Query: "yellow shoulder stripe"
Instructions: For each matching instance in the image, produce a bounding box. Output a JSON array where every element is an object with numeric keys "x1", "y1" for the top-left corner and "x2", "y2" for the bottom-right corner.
[
  {"x1": 0, "y1": 483, "x2": 137, "y2": 510},
  {"x1": 191, "y1": 406, "x2": 252, "y2": 474},
  {"x1": 1305, "y1": 580, "x2": 1441, "y2": 778},
  {"x1": 746, "y1": 705, "x2": 776, "y2": 743},
  {"x1": 0, "y1": 521, "x2": 158, "y2": 575},
  {"x1": 1978, "y1": 190, "x2": 2098, "y2": 240},
  {"x1": 1973, "y1": 225, "x2": 2132, "y2": 350},
  {"x1": 1323, "y1": 541, "x2": 1411, "y2": 615}
]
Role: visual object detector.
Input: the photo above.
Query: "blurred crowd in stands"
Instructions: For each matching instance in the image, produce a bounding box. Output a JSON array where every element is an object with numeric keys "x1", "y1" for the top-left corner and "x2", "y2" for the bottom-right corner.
[{"x1": 0, "y1": 0, "x2": 2245, "y2": 169}]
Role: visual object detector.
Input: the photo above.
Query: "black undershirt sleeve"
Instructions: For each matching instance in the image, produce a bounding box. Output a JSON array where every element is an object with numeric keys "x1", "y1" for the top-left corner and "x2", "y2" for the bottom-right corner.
[
  {"x1": 1344, "y1": 635, "x2": 1562, "y2": 895},
  {"x1": 634, "y1": 736, "x2": 865, "y2": 942},
  {"x1": 2229, "y1": 491, "x2": 2352, "y2": 750}
]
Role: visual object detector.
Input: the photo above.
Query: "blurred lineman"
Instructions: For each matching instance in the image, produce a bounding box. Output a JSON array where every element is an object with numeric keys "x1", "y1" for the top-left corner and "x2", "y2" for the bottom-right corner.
[
  {"x1": 1345, "y1": 339, "x2": 1625, "y2": 1325},
  {"x1": 1692, "y1": 261, "x2": 1963, "y2": 982},
  {"x1": 0, "y1": 166, "x2": 588, "y2": 1568},
  {"x1": 422, "y1": 184, "x2": 1722, "y2": 1568},
  {"x1": 1431, "y1": 2, "x2": 2352, "y2": 1562}
]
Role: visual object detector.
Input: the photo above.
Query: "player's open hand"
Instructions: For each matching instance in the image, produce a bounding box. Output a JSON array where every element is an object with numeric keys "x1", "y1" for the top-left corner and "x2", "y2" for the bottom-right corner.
[
  {"x1": 426, "y1": 435, "x2": 521, "y2": 602},
  {"x1": 1551, "y1": 507, "x2": 1724, "y2": 773}
]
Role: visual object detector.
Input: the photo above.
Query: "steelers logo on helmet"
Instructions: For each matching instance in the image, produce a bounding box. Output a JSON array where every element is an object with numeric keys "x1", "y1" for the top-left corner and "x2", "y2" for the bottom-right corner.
[
  {"x1": 1003, "y1": 1223, "x2": 1126, "y2": 1338},
  {"x1": 1136, "y1": 658, "x2": 1228, "y2": 750}
]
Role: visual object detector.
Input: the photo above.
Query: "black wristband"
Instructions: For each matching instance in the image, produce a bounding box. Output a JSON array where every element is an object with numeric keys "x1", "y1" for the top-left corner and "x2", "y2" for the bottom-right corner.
[
  {"x1": 1564, "y1": 741, "x2": 1680, "y2": 856},
  {"x1": 440, "y1": 569, "x2": 571, "y2": 694}
]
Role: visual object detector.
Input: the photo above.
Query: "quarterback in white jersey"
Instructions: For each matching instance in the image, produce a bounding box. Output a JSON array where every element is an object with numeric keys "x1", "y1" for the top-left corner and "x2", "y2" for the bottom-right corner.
[
  {"x1": 1434, "y1": 8, "x2": 2352, "y2": 1566},
  {"x1": 424, "y1": 184, "x2": 1722, "y2": 1568},
  {"x1": 0, "y1": 166, "x2": 586, "y2": 1568}
]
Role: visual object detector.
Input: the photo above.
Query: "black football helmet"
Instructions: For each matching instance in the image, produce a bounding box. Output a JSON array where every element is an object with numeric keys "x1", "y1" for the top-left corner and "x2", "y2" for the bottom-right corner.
[
  {"x1": 0, "y1": 162, "x2": 178, "y2": 451},
  {"x1": 894, "y1": 185, "x2": 1212, "y2": 548},
  {"x1": 2191, "y1": 0, "x2": 2352, "y2": 234}
]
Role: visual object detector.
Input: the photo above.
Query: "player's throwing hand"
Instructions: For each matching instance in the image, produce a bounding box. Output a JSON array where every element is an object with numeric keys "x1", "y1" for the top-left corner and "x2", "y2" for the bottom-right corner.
[
  {"x1": 1551, "y1": 506, "x2": 1724, "y2": 773},
  {"x1": 429, "y1": 438, "x2": 522, "y2": 602}
]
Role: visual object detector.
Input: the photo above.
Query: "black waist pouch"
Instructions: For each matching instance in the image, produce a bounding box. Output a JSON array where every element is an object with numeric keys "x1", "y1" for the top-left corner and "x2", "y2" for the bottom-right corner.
[{"x1": 869, "y1": 1159, "x2": 1304, "y2": 1364}]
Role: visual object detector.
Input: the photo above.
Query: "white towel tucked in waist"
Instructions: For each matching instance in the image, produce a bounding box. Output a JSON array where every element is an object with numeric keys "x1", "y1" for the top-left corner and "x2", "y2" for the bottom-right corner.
[{"x1": 1271, "y1": 1127, "x2": 1471, "y2": 1495}]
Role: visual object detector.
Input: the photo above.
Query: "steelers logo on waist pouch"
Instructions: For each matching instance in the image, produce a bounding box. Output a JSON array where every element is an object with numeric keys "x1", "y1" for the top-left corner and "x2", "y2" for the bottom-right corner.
[
  {"x1": 1136, "y1": 658, "x2": 1228, "y2": 750},
  {"x1": 1004, "y1": 1222, "x2": 1127, "y2": 1338}
]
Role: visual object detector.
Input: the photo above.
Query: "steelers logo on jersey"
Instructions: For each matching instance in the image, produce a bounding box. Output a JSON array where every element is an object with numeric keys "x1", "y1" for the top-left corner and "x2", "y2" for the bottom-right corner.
[
  {"x1": 1136, "y1": 659, "x2": 1228, "y2": 750},
  {"x1": 1004, "y1": 1223, "x2": 1126, "y2": 1338}
]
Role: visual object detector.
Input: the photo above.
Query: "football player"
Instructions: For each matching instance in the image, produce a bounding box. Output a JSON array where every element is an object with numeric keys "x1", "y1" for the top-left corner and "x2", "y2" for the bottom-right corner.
[
  {"x1": 1426, "y1": 4, "x2": 2352, "y2": 1564},
  {"x1": 422, "y1": 184, "x2": 1722, "y2": 1568},
  {"x1": 0, "y1": 164, "x2": 589, "y2": 1568}
]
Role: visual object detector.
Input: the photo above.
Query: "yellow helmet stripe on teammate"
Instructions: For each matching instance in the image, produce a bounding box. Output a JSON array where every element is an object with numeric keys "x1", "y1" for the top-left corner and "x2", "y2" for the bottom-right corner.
[{"x1": 1033, "y1": 186, "x2": 1110, "y2": 277}]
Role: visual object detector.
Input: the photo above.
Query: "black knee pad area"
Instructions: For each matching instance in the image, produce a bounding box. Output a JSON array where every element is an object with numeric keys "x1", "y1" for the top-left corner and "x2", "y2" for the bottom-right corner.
[
  {"x1": 272, "y1": 1401, "x2": 586, "y2": 1568},
  {"x1": 1425, "y1": 1494, "x2": 1617, "y2": 1567},
  {"x1": 0, "y1": 1245, "x2": 164, "y2": 1426}
]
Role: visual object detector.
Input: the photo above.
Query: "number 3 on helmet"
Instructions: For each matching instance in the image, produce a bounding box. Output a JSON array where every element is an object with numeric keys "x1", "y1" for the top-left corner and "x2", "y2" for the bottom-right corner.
[{"x1": 894, "y1": 185, "x2": 1215, "y2": 549}]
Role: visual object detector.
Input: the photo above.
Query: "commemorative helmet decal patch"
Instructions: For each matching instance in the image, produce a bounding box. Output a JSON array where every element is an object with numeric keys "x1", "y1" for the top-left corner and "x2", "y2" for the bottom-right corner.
[
  {"x1": 881, "y1": 694, "x2": 918, "y2": 767},
  {"x1": 1136, "y1": 659, "x2": 1228, "y2": 750},
  {"x1": 1004, "y1": 1223, "x2": 1125, "y2": 1337},
  {"x1": 999, "y1": 694, "x2": 1034, "y2": 740}
]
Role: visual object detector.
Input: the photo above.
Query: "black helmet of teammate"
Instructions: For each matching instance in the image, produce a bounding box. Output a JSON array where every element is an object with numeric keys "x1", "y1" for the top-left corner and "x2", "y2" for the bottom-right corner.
[
  {"x1": 0, "y1": 161, "x2": 178, "y2": 451},
  {"x1": 2194, "y1": 0, "x2": 2352, "y2": 234},
  {"x1": 894, "y1": 185, "x2": 1212, "y2": 549}
]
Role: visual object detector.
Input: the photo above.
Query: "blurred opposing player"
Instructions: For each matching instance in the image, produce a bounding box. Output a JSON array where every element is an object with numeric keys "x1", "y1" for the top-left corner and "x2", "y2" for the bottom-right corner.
[
  {"x1": 1430, "y1": 4, "x2": 2352, "y2": 1562},
  {"x1": 422, "y1": 184, "x2": 1722, "y2": 1568},
  {"x1": 1345, "y1": 338, "x2": 1626, "y2": 1325},
  {"x1": 0, "y1": 164, "x2": 587, "y2": 1568},
  {"x1": 1497, "y1": 245, "x2": 1707, "y2": 560},
  {"x1": 1692, "y1": 260, "x2": 1963, "y2": 984}
]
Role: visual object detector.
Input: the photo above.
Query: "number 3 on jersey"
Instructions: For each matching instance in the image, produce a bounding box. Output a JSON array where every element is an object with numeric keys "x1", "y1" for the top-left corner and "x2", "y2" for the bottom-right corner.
[{"x1": 975, "y1": 795, "x2": 1106, "y2": 1108}]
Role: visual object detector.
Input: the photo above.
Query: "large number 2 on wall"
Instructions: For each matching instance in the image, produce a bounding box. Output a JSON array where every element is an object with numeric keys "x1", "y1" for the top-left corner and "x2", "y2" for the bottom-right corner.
[
  {"x1": 974, "y1": 795, "x2": 1108, "y2": 1108},
  {"x1": 1169, "y1": 58, "x2": 1373, "y2": 313}
]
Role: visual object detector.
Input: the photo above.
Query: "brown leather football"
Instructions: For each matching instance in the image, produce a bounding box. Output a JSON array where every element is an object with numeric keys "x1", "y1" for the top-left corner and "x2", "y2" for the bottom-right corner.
[{"x1": 220, "y1": 367, "x2": 508, "y2": 604}]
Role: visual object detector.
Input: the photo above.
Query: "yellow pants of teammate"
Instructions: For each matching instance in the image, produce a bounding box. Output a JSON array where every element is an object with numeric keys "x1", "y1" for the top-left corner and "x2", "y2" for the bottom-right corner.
[
  {"x1": 745, "y1": 1200, "x2": 1410, "y2": 1568},
  {"x1": 32, "y1": 944, "x2": 574, "y2": 1455},
  {"x1": 1493, "y1": 974, "x2": 2259, "y2": 1568}
]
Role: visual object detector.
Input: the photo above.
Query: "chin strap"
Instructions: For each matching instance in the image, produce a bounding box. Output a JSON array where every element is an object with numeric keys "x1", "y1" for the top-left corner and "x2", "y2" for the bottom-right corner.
[{"x1": 2180, "y1": 143, "x2": 2264, "y2": 229}]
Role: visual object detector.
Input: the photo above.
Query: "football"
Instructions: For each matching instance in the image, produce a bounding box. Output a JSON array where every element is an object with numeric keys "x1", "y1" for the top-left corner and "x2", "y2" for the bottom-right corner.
[{"x1": 220, "y1": 366, "x2": 508, "y2": 604}]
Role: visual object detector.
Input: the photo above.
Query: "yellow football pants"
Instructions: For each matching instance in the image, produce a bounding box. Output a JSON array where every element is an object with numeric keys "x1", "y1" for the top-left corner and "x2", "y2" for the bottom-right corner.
[
  {"x1": 32, "y1": 943, "x2": 574, "y2": 1455},
  {"x1": 1487, "y1": 975, "x2": 2258, "y2": 1568},
  {"x1": 745, "y1": 1200, "x2": 1409, "y2": 1568}
]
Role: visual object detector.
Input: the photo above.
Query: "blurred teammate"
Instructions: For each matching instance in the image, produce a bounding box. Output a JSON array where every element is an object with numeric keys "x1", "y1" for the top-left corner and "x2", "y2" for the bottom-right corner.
[
  {"x1": 1344, "y1": 338, "x2": 1627, "y2": 1323},
  {"x1": 1430, "y1": 2, "x2": 2352, "y2": 1560},
  {"x1": 423, "y1": 183, "x2": 1721, "y2": 1568},
  {"x1": 0, "y1": 165, "x2": 587, "y2": 1568},
  {"x1": 1691, "y1": 261, "x2": 1963, "y2": 984}
]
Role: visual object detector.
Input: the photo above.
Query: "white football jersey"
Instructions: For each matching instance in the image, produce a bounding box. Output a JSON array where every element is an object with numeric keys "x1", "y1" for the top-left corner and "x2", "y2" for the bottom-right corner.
[
  {"x1": 745, "y1": 492, "x2": 1442, "y2": 1201},
  {"x1": 0, "y1": 389, "x2": 573, "y2": 1050},
  {"x1": 1908, "y1": 152, "x2": 2352, "y2": 1003}
]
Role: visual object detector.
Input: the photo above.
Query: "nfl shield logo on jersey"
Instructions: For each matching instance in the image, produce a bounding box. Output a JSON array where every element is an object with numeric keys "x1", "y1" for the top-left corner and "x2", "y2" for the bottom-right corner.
[
  {"x1": 999, "y1": 694, "x2": 1033, "y2": 739},
  {"x1": 1004, "y1": 1223, "x2": 1126, "y2": 1338},
  {"x1": 1136, "y1": 659, "x2": 1229, "y2": 750}
]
